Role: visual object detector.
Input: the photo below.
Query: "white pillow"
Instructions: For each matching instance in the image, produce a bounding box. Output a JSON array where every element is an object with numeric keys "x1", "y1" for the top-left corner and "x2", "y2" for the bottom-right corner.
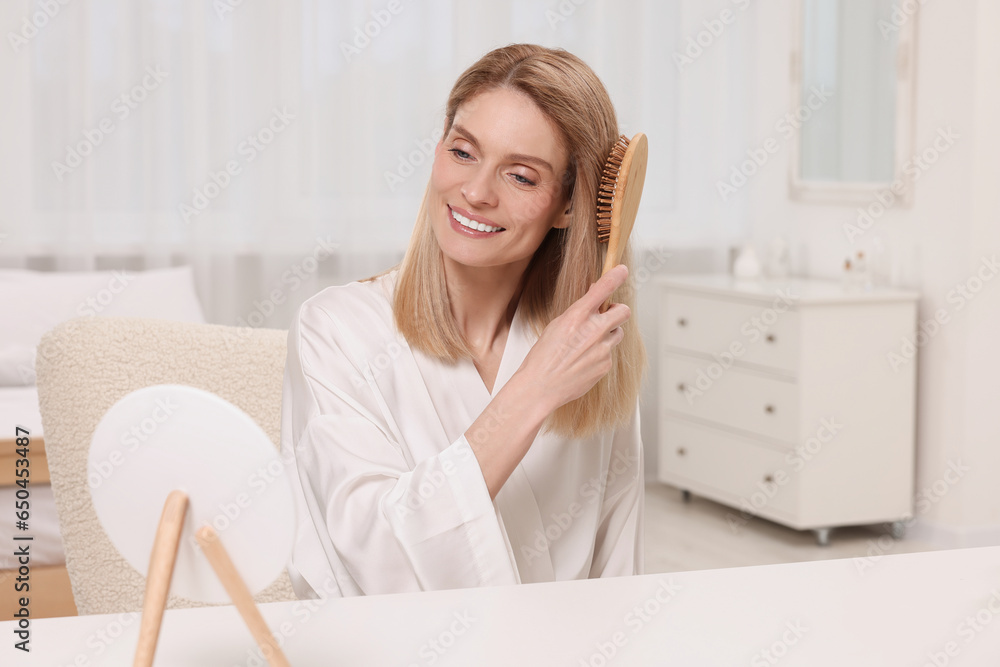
[
  {"x1": 0, "y1": 345, "x2": 36, "y2": 385},
  {"x1": 0, "y1": 266, "x2": 206, "y2": 385}
]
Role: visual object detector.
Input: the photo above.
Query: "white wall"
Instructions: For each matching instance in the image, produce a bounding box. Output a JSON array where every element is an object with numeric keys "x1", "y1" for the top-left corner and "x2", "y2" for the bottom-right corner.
[{"x1": 742, "y1": 0, "x2": 1000, "y2": 546}]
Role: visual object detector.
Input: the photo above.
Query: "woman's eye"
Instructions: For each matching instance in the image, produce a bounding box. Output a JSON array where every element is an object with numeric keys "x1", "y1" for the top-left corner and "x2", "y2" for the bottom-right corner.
[
  {"x1": 448, "y1": 148, "x2": 472, "y2": 160},
  {"x1": 512, "y1": 174, "x2": 536, "y2": 186}
]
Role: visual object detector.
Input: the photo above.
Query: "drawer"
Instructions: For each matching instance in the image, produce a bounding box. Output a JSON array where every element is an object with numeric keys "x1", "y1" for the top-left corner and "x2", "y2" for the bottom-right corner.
[
  {"x1": 662, "y1": 353, "x2": 799, "y2": 443},
  {"x1": 662, "y1": 291, "x2": 799, "y2": 374},
  {"x1": 658, "y1": 417, "x2": 798, "y2": 517}
]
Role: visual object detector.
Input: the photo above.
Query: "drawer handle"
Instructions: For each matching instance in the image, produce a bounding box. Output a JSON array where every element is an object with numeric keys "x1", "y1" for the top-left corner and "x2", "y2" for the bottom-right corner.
[
  {"x1": 677, "y1": 317, "x2": 687, "y2": 327},
  {"x1": 677, "y1": 447, "x2": 687, "y2": 457},
  {"x1": 677, "y1": 383, "x2": 686, "y2": 392},
  {"x1": 764, "y1": 404, "x2": 775, "y2": 414},
  {"x1": 766, "y1": 334, "x2": 776, "y2": 343}
]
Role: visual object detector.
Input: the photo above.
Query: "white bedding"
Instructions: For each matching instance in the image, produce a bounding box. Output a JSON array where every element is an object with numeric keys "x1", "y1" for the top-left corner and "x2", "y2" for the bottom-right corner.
[
  {"x1": 0, "y1": 386, "x2": 44, "y2": 434},
  {"x1": 0, "y1": 386, "x2": 65, "y2": 568},
  {"x1": 0, "y1": 265, "x2": 208, "y2": 570}
]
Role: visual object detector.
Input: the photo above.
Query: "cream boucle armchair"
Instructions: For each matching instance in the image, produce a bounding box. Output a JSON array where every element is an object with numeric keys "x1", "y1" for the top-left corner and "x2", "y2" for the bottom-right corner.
[{"x1": 35, "y1": 316, "x2": 297, "y2": 615}]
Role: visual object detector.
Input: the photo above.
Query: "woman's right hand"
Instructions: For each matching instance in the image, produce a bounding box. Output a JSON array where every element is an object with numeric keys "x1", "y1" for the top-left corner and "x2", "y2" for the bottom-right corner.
[
  {"x1": 466, "y1": 265, "x2": 631, "y2": 498},
  {"x1": 515, "y1": 264, "x2": 632, "y2": 414}
]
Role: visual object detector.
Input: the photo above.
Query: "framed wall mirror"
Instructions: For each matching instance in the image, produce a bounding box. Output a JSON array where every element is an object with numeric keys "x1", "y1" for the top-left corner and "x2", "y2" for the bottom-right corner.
[{"x1": 789, "y1": 0, "x2": 917, "y2": 205}]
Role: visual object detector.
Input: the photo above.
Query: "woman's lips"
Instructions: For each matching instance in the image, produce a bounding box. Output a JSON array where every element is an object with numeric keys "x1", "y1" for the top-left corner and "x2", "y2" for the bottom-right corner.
[{"x1": 448, "y1": 206, "x2": 505, "y2": 238}]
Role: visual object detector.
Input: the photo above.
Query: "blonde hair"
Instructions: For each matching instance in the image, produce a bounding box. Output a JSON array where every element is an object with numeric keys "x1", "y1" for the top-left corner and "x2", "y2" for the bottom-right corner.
[{"x1": 374, "y1": 44, "x2": 646, "y2": 439}]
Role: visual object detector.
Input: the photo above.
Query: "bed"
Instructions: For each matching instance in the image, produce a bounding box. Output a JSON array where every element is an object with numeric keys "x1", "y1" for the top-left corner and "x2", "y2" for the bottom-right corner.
[
  {"x1": 0, "y1": 386, "x2": 76, "y2": 618},
  {"x1": 0, "y1": 266, "x2": 205, "y2": 619}
]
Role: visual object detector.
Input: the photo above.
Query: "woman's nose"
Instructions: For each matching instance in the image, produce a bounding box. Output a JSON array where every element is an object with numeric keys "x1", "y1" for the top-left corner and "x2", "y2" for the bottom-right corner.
[{"x1": 461, "y1": 166, "x2": 498, "y2": 208}]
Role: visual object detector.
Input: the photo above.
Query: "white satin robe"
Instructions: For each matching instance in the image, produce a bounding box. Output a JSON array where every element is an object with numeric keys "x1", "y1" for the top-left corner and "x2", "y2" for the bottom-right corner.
[{"x1": 279, "y1": 269, "x2": 644, "y2": 599}]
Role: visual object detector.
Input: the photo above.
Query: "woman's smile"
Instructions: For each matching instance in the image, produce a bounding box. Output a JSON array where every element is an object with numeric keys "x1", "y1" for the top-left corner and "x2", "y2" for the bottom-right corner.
[{"x1": 449, "y1": 205, "x2": 506, "y2": 236}]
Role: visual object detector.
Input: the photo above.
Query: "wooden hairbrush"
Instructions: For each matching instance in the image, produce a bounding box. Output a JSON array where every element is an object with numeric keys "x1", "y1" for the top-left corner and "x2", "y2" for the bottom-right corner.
[{"x1": 596, "y1": 132, "x2": 648, "y2": 303}]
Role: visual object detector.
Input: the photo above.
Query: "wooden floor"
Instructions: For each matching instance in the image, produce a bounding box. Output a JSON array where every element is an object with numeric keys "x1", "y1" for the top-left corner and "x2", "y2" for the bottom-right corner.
[
  {"x1": 0, "y1": 565, "x2": 77, "y2": 620},
  {"x1": 644, "y1": 482, "x2": 943, "y2": 574}
]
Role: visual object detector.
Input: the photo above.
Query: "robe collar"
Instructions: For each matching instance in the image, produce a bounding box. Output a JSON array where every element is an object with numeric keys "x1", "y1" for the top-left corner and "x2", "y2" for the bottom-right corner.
[{"x1": 455, "y1": 299, "x2": 557, "y2": 583}]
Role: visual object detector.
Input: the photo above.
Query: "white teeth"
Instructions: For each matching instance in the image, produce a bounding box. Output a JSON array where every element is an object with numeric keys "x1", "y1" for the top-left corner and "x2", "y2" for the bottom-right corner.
[{"x1": 452, "y1": 208, "x2": 503, "y2": 233}]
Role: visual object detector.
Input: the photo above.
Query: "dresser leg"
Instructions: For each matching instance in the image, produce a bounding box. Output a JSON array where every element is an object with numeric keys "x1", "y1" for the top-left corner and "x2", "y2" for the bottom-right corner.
[
  {"x1": 681, "y1": 489, "x2": 692, "y2": 503},
  {"x1": 889, "y1": 521, "x2": 906, "y2": 540},
  {"x1": 814, "y1": 528, "x2": 831, "y2": 547}
]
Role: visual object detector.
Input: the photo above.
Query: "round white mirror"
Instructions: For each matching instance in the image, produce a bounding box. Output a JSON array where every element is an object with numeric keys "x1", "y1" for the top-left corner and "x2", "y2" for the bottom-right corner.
[{"x1": 88, "y1": 384, "x2": 294, "y2": 604}]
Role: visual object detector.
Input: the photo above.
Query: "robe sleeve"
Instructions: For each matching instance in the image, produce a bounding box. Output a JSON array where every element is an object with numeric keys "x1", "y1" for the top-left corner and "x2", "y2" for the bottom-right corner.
[
  {"x1": 281, "y1": 294, "x2": 519, "y2": 598},
  {"x1": 589, "y1": 402, "x2": 644, "y2": 578}
]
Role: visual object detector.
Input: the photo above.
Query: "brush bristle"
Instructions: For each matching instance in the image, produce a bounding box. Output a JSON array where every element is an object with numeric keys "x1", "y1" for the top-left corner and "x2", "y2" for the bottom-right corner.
[{"x1": 596, "y1": 134, "x2": 630, "y2": 243}]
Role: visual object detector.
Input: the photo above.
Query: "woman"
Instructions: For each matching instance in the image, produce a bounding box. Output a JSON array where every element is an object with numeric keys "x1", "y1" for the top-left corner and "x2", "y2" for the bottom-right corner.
[{"x1": 280, "y1": 43, "x2": 646, "y2": 599}]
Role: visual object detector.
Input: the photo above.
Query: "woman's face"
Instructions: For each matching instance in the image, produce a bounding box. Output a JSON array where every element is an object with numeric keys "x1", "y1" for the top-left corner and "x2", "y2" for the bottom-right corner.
[{"x1": 429, "y1": 88, "x2": 571, "y2": 273}]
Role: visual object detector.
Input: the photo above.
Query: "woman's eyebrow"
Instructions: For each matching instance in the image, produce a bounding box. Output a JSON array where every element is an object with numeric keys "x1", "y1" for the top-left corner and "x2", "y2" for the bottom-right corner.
[{"x1": 451, "y1": 123, "x2": 555, "y2": 173}]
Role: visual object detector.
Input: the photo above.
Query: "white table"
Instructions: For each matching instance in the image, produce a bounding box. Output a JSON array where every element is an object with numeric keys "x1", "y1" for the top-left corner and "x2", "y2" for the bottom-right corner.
[{"x1": 4, "y1": 546, "x2": 1000, "y2": 666}]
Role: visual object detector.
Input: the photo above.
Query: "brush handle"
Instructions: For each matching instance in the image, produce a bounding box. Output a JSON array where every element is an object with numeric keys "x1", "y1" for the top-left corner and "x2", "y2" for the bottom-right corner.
[
  {"x1": 133, "y1": 490, "x2": 188, "y2": 667},
  {"x1": 196, "y1": 525, "x2": 291, "y2": 667}
]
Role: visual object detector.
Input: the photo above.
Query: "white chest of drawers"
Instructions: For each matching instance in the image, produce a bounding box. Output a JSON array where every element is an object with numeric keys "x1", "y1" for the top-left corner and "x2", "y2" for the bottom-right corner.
[{"x1": 655, "y1": 274, "x2": 919, "y2": 545}]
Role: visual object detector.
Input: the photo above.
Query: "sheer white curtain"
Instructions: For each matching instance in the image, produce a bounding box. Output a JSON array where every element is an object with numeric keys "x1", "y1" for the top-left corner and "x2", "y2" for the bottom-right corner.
[{"x1": 0, "y1": 0, "x2": 754, "y2": 326}]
